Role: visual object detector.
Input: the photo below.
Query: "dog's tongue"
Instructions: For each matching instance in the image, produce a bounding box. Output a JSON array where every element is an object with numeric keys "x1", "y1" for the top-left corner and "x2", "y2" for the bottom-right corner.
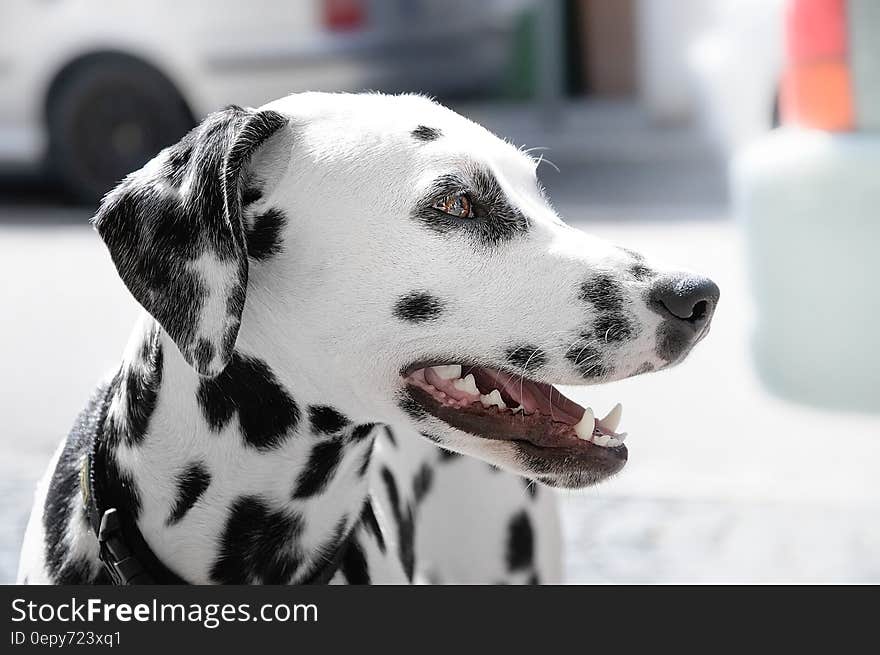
[
  {"x1": 466, "y1": 367, "x2": 585, "y2": 424},
  {"x1": 419, "y1": 365, "x2": 587, "y2": 424}
]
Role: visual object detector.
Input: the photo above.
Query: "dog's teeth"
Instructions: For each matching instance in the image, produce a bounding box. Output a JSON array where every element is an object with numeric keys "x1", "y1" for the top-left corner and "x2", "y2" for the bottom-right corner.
[
  {"x1": 489, "y1": 389, "x2": 506, "y2": 409},
  {"x1": 512, "y1": 405, "x2": 525, "y2": 414},
  {"x1": 593, "y1": 433, "x2": 622, "y2": 448},
  {"x1": 600, "y1": 403, "x2": 623, "y2": 432},
  {"x1": 574, "y1": 408, "x2": 595, "y2": 441},
  {"x1": 480, "y1": 389, "x2": 506, "y2": 409},
  {"x1": 432, "y1": 365, "x2": 462, "y2": 380},
  {"x1": 453, "y1": 373, "x2": 479, "y2": 396}
]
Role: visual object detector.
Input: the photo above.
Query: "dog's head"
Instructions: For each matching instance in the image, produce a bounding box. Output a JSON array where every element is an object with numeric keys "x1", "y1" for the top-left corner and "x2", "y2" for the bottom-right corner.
[{"x1": 95, "y1": 93, "x2": 718, "y2": 489}]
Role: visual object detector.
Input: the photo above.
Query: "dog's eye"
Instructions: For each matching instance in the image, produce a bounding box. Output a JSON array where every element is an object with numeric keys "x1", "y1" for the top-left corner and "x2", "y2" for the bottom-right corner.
[{"x1": 432, "y1": 192, "x2": 474, "y2": 219}]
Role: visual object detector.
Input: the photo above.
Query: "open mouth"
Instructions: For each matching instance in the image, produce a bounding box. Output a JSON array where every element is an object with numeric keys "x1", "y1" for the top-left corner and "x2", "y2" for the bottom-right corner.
[{"x1": 402, "y1": 363, "x2": 628, "y2": 474}]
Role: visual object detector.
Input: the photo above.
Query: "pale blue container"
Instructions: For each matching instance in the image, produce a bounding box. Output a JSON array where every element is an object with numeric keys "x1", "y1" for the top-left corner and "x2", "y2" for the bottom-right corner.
[{"x1": 733, "y1": 128, "x2": 880, "y2": 412}]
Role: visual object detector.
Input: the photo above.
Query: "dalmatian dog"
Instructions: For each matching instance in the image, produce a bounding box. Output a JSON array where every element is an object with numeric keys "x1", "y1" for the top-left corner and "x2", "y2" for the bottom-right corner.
[{"x1": 17, "y1": 93, "x2": 718, "y2": 585}]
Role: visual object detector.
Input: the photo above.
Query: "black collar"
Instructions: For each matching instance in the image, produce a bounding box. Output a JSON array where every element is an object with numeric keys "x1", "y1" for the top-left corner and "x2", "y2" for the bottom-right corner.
[
  {"x1": 80, "y1": 384, "x2": 352, "y2": 585},
  {"x1": 80, "y1": 398, "x2": 188, "y2": 584}
]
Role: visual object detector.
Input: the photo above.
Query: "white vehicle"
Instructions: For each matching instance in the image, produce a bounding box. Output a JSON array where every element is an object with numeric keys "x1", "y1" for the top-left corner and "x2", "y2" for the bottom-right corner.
[{"x1": 1, "y1": 0, "x2": 523, "y2": 200}]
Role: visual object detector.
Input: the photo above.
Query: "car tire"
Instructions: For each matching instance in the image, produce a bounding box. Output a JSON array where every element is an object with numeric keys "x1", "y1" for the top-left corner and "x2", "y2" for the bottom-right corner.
[{"x1": 47, "y1": 57, "x2": 194, "y2": 203}]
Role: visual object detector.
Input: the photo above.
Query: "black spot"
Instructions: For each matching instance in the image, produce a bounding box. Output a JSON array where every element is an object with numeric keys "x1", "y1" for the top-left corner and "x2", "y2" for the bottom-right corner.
[
  {"x1": 630, "y1": 263, "x2": 654, "y2": 281},
  {"x1": 438, "y1": 447, "x2": 461, "y2": 462},
  {"x1": 197, "y1": 353, "x2": 300, "y2": 450},
  {"x1": 292, "y1": 438, "x2": 344, "y2": 499},
  {"x1": 505, "y1": 346, "x2": 547, "y2": 373},
  {"x1": 412, "y1": 464, "x2": 434, "y2": 504},
  {"x1": 121, "y1": 328, "x2": 163, "y2": 447},
  {"x1": 634, "y1": 362, "x2": 656, "y2": 375},
  {"x1": 419, "y1": 430, "x2": 444, "y2": 445},
  {"x1": 487, "y1": 463, "x2": 502, "y2": 474},
  {"x1": 412, "y1": 167, "x2": 529, "y2": 247},
  {"x1": 160, "y1": 272, "x2": 204, "y2": 367},
  {"x1": 351, "y1": 423, "x2": 377, "y2": 443},
  {"x1": 565, "y1": 341, "x2": 609, "y2": 379},
  {"x1": 619, "y1": 247, "x2": 645, "y2": 262},
  {"x1": 241, "y1": 184, "x2": 262, "y2": 206},
  {"x1": 381, "y1": 467, "x2": 415, "y2": 581},
  {"x1": 166, "y1": 462, "x2": 211, "y2": 526},
  {"x1": 592, "y1": 312, "x2": 636, "y2": 343},
  {"x1": 393, "y1": 291, "x2": 445, "y2": 323},
  {"x1": 361, "y1": 499, "x2": 386, "y2": 553},
  {"x1": 211, "y1": 496, "x2": 304, "y2": 584},
  {"x1": 381, "y1": 467, "x2": 401, "y2": 516},
  {"x1": 521, "y1": 477, "x2": 538, "y2": 499},
  {"x1": 308, "y1": 405, "x2": 350, "y2": 435},
  {"x1": 655, "y1": 323, "x2": 691, "y2": 363},
  {"x1": 527, "y1": 572, "x2": 540, "y2": 585},
  {"x1": 225, "y1": 278, "x2": 246, "y2": 319},
  {"x1": 580, "y1": 274, "x2": 625, "y2": 313},
  {"x1": 357, "y1": 439, "x2": 373, "y2": 477},
  {"x1": 412, "y1": 125, "x2": 442, "y2": 141},
  {"x1": 193, "y1": 339, "x2": 214, "y2": 374},
  {"x1": 165, "y1": 138, "x2": 194, "y2": 179},
  {"x1": 246, "y1": 208, "x2": 287, "y2": 261},
  {"x1": 506, "y1": 511, "x2": 534, "y2": 572},
  {"x1": 383, "y1": 427, "x2": 397, "y2": 448},
  {"x1": 341, "y1": 539, "x2": 370, "y2": 584}
]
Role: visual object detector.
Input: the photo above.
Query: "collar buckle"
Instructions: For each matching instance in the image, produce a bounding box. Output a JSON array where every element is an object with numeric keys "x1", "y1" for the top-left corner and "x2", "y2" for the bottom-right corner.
[{"x1": 97, "y1": 508, "x2": 156, "y2": 585}]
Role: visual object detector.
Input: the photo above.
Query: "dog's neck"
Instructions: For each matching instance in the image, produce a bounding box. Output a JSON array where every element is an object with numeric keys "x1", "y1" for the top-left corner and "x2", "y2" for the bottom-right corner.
[{"x1": 101, "y1": 315, "x2": 379, "y2": 584}]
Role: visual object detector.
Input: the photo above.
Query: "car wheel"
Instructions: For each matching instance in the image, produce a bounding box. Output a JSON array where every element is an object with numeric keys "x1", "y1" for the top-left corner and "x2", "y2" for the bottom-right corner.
[{"x1": 48, "y1": 58, "x2": 194, "y2": 203}]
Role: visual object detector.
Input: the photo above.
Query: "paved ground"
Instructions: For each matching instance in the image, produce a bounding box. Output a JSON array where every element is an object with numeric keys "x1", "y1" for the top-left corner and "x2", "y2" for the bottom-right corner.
[{"x1": 2, "y1": 102, "x2": 878, "y2": 583}]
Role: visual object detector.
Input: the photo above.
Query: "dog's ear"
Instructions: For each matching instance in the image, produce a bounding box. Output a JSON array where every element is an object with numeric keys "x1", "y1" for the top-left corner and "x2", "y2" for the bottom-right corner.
[{"x1": 93, "y1": 105, "x2": 289, "y2": 377}]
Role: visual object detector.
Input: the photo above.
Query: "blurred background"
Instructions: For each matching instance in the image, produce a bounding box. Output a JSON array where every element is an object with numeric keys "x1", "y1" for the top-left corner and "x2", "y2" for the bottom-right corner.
[{"x1": 2, "y1": 0, "x2": 879, "y2": 583}]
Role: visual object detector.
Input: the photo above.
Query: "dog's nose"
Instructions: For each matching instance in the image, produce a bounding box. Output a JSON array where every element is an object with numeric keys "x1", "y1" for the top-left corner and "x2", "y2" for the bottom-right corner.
[{"x1": 649, "y1": 274, "x2": 720, "y2": 331}]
